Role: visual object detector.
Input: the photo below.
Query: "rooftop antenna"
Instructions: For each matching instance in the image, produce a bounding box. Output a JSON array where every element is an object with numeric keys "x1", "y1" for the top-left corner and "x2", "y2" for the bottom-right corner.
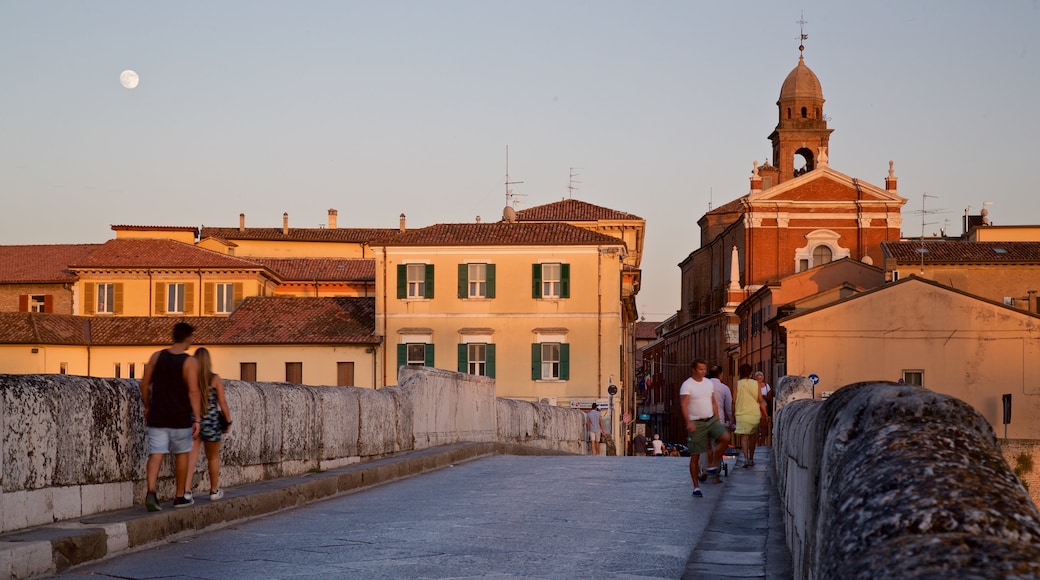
[
  {"x1": 504, "y1": 145, "x2": 525, "y2": 208},
  {"x1": 914, "y1": 192, "x2": 941, "y2": 273},
  {"x1": 567, "y1": 167, "x2": 582, "y2": 199},
  {"x1": 797, "y1": 11, "x2": 808, "y2": 54},
  {"x1": 708, "y1": 187, "x2": 713, "y2": 211}
]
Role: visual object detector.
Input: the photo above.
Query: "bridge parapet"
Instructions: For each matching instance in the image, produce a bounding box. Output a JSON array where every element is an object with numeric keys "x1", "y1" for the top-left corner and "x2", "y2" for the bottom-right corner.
[
  {"x1": 0, "y1": 369, "x2": 583, "y2": 533},
  {"x1": 773, "y1": 378, "x2": 1040, "y2": 579}
]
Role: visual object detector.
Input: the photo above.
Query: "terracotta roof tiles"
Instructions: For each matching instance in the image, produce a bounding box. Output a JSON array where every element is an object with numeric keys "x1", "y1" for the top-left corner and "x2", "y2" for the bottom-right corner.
[
  {"x1": 882, "y1": 241, "x2": 1040, "y2": 263},
  {"x1": 515, "y1": 198, "x2": 643, "y2": 222},
  {"x1": 252, "y1": 258, "x2": 375, "y2": 282},
  {"x1": 0, "y1": 313, "x2": 90, "y2": 344},
  {"x1": 0, "y1": 244, "x2": 100, "y2": 284},
  {"x1": 111, "y1": 225, "x2": 199, "y2": 234},
  {"x1": 70, "y1": 239, "x2": 264, "y2": 270},
  {"x1": 375, "y1": 222, "x2": 625, "y2": 247},
  {"x1": 200, "y1": 227, "x2": 399, "y2": 244}
]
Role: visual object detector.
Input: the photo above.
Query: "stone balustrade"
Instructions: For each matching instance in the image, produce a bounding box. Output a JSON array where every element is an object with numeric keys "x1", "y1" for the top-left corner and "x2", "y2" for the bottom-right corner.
[
  {"x1": 773, "y1": 377, "x2": 1040, "y2": 579},
  {"x1": 0, "y1": 368, "x2": 584, "y2": 533}
]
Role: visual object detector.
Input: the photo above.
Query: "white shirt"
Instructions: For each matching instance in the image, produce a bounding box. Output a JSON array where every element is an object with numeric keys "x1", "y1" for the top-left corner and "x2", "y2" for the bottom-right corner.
[{"x1": 679, "y1": 376, "x2": 714, "y2": 420}]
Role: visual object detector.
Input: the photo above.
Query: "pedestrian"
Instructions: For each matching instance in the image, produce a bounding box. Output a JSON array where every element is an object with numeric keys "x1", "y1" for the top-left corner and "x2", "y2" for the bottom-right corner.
[
  {"x1": 756, "y1": 371, "x2": 774, "y2": 446},
  {"x1": 632, "y1": 430, "x2": 648, "y2": 456},
  {"x1": 652, "y1": 433, "x2": 666, "y2": 456},
  {"x1": 679, "y1": 359, "x2": 730, "y2": 497},
  {"x1": 140, "y1": 322, "x2": 202, "y2": 511},
  {"x1": 734, "y1": 364, "x2": 766, "y2": 467},
  {"x1": 705, "y1": 365, "x2": 734, "y2": 484},
  {"x1": 586, "y1": 403, "x2": 607, "y2": 455},
  {"x1": 185, "y1": 347, "x2": 232, "y2": 502}
]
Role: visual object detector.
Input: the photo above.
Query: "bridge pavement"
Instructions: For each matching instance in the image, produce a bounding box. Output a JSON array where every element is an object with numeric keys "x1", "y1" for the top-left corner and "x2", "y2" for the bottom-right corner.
[{"x1": 42, "y1": 447, "x2": 790, "y2": 579}]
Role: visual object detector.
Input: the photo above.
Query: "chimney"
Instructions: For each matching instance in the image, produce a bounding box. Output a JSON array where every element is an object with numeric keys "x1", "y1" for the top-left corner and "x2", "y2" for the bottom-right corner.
[
  {"x1": 328, "y1": 208, "x2": 338, "y2": 230},
  {"x1": 239, "y1": 213, "x2": 246, "y2": 232},
  {"x1": 282, "y1": 212, "x2": 289, "y2": 235},
  {"x1": 749, "y1": 160, "x2": 762, "y2": 194},
  {"x1": 399, "y1": 213, "x2": 406, "y2": 233},
  {"x1": 885, "y1": 160, "x2": 898, "y2": 193}
]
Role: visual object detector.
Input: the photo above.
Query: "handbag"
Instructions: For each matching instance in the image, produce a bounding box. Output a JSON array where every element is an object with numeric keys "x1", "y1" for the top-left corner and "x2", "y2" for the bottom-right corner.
[{"x1": 216, "y1": 410, "x2": 231, "y2": 432}]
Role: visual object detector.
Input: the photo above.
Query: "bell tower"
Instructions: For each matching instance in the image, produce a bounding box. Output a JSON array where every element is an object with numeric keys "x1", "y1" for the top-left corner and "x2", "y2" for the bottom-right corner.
[{"x1": 767, "y1": 29, "x2": 833, "y2": 184}]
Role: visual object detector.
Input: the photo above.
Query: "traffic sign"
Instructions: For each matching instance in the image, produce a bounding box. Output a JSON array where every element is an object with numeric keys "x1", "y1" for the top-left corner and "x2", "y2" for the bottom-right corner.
[{"x1": 808, "y1": 374, "x2": 820, "y2": 385}]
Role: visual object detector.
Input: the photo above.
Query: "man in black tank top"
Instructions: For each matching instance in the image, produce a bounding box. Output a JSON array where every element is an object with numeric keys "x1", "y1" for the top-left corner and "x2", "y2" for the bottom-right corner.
[{"x1": 140, "y1": 322, "x2": 202, "y2": 510}]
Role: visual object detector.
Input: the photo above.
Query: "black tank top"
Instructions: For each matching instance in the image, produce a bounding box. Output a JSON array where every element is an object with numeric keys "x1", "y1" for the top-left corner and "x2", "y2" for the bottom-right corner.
[{"x1": 148, "y1": 350, "x2": 192, "y2": 428}]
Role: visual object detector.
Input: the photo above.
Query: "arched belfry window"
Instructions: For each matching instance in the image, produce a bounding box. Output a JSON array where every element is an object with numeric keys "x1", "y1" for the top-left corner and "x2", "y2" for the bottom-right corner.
[{"x1": 801, "y1": 106, "x2": 807, "y2": 118}]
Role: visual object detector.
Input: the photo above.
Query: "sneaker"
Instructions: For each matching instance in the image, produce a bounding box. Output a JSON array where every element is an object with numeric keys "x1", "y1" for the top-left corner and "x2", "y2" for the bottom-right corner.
[
  {"x1": 698, "y1": 470, "x2": 708, "y2": 483},
  {"x1": 145, "y1": 491, "x2": 161, "y2": 512},
  {"x1": 183, "y1": 490, "x2": 193, "y2": 502},
  {"x1": 173, "y1": 496, "x2": 194, "y2": 508},
  {"x1": 692, "y1": 488, "x2": 703, "y2": 498},
  {"x1": 209, "y1": 489, "x2": 224, "y2": 501}
]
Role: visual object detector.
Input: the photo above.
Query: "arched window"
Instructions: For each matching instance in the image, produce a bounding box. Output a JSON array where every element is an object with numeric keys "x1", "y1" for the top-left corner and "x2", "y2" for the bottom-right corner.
[
  {"x1": 812, "y1": 245, "x2": 833, "y2": 267},
  {"x1": 801, "y1": 106, "x2": 807, "y2": 118}
]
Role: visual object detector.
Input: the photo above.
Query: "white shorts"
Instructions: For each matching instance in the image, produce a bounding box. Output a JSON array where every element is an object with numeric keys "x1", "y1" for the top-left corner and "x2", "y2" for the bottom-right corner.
[{"x1": 147, "y1": 427, "x2": 193, "y2": 455}]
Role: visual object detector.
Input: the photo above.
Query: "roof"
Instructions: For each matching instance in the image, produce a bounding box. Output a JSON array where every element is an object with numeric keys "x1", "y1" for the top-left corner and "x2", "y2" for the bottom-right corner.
[
  {"x1": 779, "y1": 54, "x2": 823, "y2": 102},
  {"x1": 515, "y1": 199, "x2": 643, "y2": 222},
  {"x1": 882, "y1": 241, "x2": 1040, "y2": 263},
  {"x1": 634, "y1": 321, "x2": 658, "y2": 340},
  {"x1": 111, "y1": 225, "x2": 199, "y2": 234},
  {"x1": 69, "y1": 239, "x2": 265, "y2": 270},
  {"x1": 199, "y1": 227, "x2": 399, "y2": 244},
  {"x1": 0, "y1": 244, "x2": 100, "y2": 284},
  {"x1": 0, "y1": 297, "x2": 379, "y2": 346},
  {"x1": 374, "y1": 222, "x2": 626, "y2": 247},
  {"x1": 252, "y1": 258, "x2": 375, "y2": 282}
]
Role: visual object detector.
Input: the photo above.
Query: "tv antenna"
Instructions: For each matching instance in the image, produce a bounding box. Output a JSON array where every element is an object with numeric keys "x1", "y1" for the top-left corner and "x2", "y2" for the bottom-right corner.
[
  {"x1": 567, "y1": 167, "x2": 582, "y2": 199},
  {"x1": 504, "y1": 145, "x2": 526, "y2": 208},
  {"x1": 910, "y1": 192, "x2": 944, "y2": 272}
]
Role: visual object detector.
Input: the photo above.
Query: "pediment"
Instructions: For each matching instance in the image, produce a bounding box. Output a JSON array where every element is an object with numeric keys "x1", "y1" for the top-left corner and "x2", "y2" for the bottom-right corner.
[{"x1": 751, "y1": 167, "x2": 906, "y2": 205}]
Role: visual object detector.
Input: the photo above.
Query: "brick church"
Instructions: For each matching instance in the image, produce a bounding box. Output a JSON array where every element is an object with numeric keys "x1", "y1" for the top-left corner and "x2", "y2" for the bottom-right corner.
[{"x1": 641, "y1": 46, "x2": 907, "y2": 440}]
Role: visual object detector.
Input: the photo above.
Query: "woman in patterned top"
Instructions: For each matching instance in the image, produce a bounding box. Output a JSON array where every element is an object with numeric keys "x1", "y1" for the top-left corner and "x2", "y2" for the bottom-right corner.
[{"x1": 185, "y1": 347, "x2": 232, "y2": 501}]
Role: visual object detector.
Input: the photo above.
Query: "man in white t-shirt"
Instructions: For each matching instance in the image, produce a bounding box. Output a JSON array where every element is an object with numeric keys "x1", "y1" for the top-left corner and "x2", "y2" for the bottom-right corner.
[{"x1": 679, "y1": 359, "x2": 731, "y2": 497}]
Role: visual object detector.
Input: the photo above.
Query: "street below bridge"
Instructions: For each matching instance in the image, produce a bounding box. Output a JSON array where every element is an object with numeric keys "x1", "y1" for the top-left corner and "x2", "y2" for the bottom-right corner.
[{"x1": 55, "y1": 450, "x2": 789, "y2": 579}]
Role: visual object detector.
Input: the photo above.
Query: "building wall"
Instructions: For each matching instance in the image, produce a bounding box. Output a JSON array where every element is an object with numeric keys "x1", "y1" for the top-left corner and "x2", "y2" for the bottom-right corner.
[
  {"x1": 272, "y1": 282, "x2": 374, "y2": 298},
  {"x1": 0, "y1": 345, "x2": 88, "y2": 375},
  {"x1": 969, "y1": 226, "x2": 1040, "y2": 242},
  {"x1": 74, "y1": 272, "x2": 271, "y2": 316},
  {"x1": 376, "y1": 245, "x2": 623, "y2": 404},
  {"x1": 782, "y1": 281, "x2": 1040, "y2": 439},
  {"x1": 113, "y1": 229, "x2": 196, "y2": 244},
  {"x1": 886, "y1": 263, "x2": 1040, "y2": 313},
  {"x1": 0, "y1": 284, "x2": 74, "y2": 314},
  {"x1": 216, "y1": 239, "x2": 370, "y2": 258}
]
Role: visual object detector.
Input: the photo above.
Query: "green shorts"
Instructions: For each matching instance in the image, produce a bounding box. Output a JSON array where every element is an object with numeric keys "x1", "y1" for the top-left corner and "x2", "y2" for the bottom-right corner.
[{"x1": 686, "y1": 416, "x2": 727, "y2": 454}]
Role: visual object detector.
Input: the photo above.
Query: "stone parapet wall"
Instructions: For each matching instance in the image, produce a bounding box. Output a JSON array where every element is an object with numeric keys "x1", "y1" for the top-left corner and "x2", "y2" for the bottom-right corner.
[
  {"x1": 773, "y1": 377, "x2": 1040, "y2": 579},
  {"x1": 0, "y1": 369, "x2": 583, "y2": 533},
  {"x1": 1001, "y1": 439, "x2": 1040, "y2": 509}
]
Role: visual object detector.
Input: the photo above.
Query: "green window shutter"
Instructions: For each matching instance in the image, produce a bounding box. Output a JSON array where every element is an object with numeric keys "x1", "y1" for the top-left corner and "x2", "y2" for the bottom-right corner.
[
  {"x1": 486, "y1": 344, "x2": 496, "y2": 378},
  {"x1": 560, "y1": 343, "x2": 570, "y2": 380},
  {"x1": 458, "y1": 264, "x2": 468, "y2": 299},
  {"x1": 424, "y1": 264, "x2": 435, "y2": 299},
  {"x1": 458, "y1": 343, "x2": 468, "y2": 373},
  {"x1": 424, "y1": 343, "x2": 435, "y2": 367},
  {"x1": 397, "y1": 343, "x2": 407, "y2": 369},
  {"x1": 560, "y1": 263, "x2": 571, "y2": 298},
  {"x1": 531, "y1": 343, "x2": 541, "y2": 380},
  {"x1": 397, "y1": 265, "x2": 407, "y2": 299},
  {"x1": 486, "y1": 264, "x2": 496, "y2": 298},
  {"x1": 532, "y1": 264, "x2": 542, "y2": 298}
]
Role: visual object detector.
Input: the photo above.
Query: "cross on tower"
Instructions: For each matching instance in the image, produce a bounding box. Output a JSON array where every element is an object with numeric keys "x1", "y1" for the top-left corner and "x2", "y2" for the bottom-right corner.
[{"x1": 797, "y1": 12, "x2": 808, "y2": 53}]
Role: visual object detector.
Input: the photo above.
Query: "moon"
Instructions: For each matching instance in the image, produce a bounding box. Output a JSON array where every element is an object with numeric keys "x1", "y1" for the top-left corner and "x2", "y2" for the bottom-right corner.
[{"x1": 120, "y1": 70, "x2": 139, "y2": 89}]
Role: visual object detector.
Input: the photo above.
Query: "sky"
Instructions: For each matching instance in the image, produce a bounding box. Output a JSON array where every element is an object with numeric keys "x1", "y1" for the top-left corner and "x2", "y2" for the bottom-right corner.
[{"x1": 2, "y1": 1, "x2": 1039, "y2": 320}]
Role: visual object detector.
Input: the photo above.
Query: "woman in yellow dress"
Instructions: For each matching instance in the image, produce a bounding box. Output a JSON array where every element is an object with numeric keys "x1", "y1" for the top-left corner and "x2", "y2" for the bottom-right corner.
[{"x1": 734, "y1": 363, "x2": 766, "y2": 467}]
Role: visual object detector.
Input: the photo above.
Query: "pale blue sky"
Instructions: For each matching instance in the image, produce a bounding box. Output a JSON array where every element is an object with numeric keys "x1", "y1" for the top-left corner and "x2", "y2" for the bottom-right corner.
[{"x1": 2, "y1": 1, "x2": 1038, "y2": 319}]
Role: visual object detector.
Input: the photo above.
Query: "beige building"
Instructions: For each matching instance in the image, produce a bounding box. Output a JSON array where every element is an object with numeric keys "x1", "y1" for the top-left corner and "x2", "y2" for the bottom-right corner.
[{"x1": 780, "y1": 276, "x2": 1040, "y2": 440}]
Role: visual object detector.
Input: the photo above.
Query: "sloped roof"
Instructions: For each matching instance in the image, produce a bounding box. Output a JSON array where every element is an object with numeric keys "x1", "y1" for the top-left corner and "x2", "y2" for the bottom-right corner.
[
  {"x1": 111, "y1": 225, "x2": 199, "y2": 234},
  {"x1": 252, "y1": 258, "x2": 375, "y2": 282},
  {"x1": 374, "y1": 222, "x2": 626, "y2": 247},
  {"x1": 516, "y1": 198, "x2": 643, "y2": 222},
  {"x1": 882, "y1": 241, "x2": 1040, "y2": 263},
  {"x1": 779, "y1": 55, "x2": 824, "y2": 102},
  {"x1": 0, "y1": 298, "x2": 378, "y2": 346},
  {"x1": 0, "y1": 244, "x2": 100, "y2": 284},
  {"x1": 69, "y1": 239, "x2": 264, "y2": 270},
  {"x1": 634, "y1": 321, "x2": 658, "y2": 340},
  {"x1": 200, "y1": 227, "x2": 399, "y2": 244},
  {"x1": 0, "y1": 313, "x2": 90, "y2": 344}
]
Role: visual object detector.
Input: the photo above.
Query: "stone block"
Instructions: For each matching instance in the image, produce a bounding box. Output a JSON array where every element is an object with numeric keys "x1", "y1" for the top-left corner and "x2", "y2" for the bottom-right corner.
[
  {"x1": 1, "y1": 540, "x2": 54, "y2": 579},
  {"x1": 355, "y1": 387, "x2": 397, "y2": 457},
  {"x1": 1, "y1": 490, "x2": 28, "y2": 532},
  {"x1": 317, "y1": 387, "x2": 360, "y2": 459},
  {"x1": 80, "y1": 483, "x2": 109, "y2": 516},
  {"x1": 51, "y1": 486, "x2": 82, "y2": 522},
  {"x1": 24, "y1": 488, "x2": 53, "y2": 528}
]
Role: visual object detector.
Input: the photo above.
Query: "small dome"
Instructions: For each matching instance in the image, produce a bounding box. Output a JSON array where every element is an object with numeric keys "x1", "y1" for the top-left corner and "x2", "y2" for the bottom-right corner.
[{"x1": 779, "y1": 55, "x2": 823, "y2": 102}]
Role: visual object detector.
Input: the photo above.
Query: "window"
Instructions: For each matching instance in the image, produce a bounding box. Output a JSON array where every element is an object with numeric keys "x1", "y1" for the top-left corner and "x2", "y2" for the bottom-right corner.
[
  {"x1": 531, "y1": 342, "x2": 569, "y2": 380},
  {"x1": 397, "y1": 343, "x2": 434, "y2": 367},
  {"x1": 798, "y1": 259, "x2": 809, "y2": 272},
  {"x1": 902, "y1": 370, "x2": 924, "y2": 387},
  {"x1": 98, "y1": 283, "x2": 116, "y2": 313},
  {"x1": 167, "y1": 283, "x2": 186, "y2": 313},
  {"x1": 397, "y1": 264, "x2": 434, "y2": 299},
  {"x1": 114, "y1": 363, "x2": 121, "y2": 378},
  {"x1": 241, "y1": 362, "x2": 257, "y2": 381},
  {"x1": 216, "y1": 283, "x2": 235, "y2": 313},
  {"x1": 812, "y1": 245, "x2": 833, "y2": 267},
  {"x1": 286, "y1": 362, "x2": 303, "y2": 383},
  {"x1": 29, "y1": 295, "x2": 46, "y2": 313},
  {"x1": 337, "y1": 362, "x2": 355, "y2": 387},
  {"x1": 60, "y1": 362, "x2": 68, "y2": 375},
  {"x1": 892, "y1": 270, "x2": 900, "y2": 281},
  {"x1": 129, "y1": 363, "x2": 136, "y2": 379},
  {"x1": 532, "y1": 263, "x2": 570, "y2": 299},
  {"x1": 801, "y1": 106, "x2": 807, "y2": 118},
  {"x1": 458, "y1": 343, "x2": 496, "y2": 377},
  {"x1": 458, "y1": 263, "x2": 496, "y2": 299}
]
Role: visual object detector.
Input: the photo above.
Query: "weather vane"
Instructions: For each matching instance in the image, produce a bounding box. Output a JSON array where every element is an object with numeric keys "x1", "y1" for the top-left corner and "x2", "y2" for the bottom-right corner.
[{"x1": 797, "y1": 12, "x2": 808, "y2": 54}]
